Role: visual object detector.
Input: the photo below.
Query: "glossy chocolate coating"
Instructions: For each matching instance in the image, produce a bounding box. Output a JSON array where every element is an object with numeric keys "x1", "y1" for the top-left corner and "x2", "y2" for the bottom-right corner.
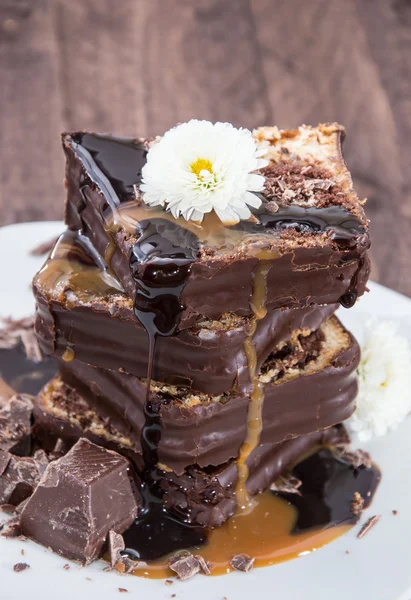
[
  {"x1": 55, "y1": 318, "x2": 359, "y2": 474},
  {"x1": 63, "y1": 132, "x2": 370, "y2": 329},
  {"x1": 34, "y1": 280, "x2": 337, "y2": 395},
  {"x1": 32, "y1": 379, "x2": 347, "y2": 528}
]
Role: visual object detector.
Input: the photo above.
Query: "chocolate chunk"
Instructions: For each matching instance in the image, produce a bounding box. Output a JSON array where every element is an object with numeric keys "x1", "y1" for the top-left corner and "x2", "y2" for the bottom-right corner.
[
  {"x1": 230, "y1": 554, "x2": 255, "y2": 572},
  {"x1": 20, "y1": 439, "x2": 139, "y2": 564},
  {"x1": 0, "y1": 451, "x2": 42, "y2": 505},
  {"x1": 0, "y1": 395, "x2": 33, "y2": 456},
  {"x1": 13, "y1": 562, "x2": 30, "y2": 572},
  {"x1": 270, "y1": 473, "x2": 302, "y2": 495},
  {"x1": 32, "y1": 449, "x2": 49, "y2": 475},
  {"x1": 169, "y1": 551, "x2": 201, "y2": 580}
]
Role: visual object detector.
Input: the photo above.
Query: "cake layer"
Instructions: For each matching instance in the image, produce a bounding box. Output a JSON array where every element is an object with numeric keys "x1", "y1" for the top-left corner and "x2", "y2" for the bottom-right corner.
[
  {"x1": 49, "y1": 316, "x2": 359, "y2": 474},
  {"x1": 33, "y1": 379, "x2": 348, "y2": 527},
  {"x1": 62, "y1": 125, "x2": 370, "y2": 329},
  {"x1": 33, "y1": 234, "x2": 336, "y2": 394}
]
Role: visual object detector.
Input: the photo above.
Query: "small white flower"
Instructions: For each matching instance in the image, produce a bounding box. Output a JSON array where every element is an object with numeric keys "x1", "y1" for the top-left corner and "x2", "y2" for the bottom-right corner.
[
  {"x1": 348, "y1": 319, "x2": 411, "y2": 441},
  {"x1": 140, "y1": 120, "x2": 268, "y2": 224}
]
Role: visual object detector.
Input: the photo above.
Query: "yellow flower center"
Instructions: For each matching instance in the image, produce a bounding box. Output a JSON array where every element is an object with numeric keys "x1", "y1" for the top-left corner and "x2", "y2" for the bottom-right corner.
[{"x1": 190, "y1": 158, "x2": 213, "y2": 179}]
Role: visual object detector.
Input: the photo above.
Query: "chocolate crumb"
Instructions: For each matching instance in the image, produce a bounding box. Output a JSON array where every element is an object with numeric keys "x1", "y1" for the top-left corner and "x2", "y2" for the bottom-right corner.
[
  {"x1": 357, "y1": 515, "x2": 381, "y2": 539},
  {"x1": 270, "y1": 473, "x2": 302, "y2": 495},
  {"x1": 392, "y1": 510, "x2": 398, "y2": 515},
  {"x1": 165, "y1": 580, "x2": 173, "y2": 585},
  {"x1": 345, "y1": 550, "x2": 350, "y2": 554},
  {"x1": 20, "y1": 549, "x2": 24, "y2": 556},
  {"x1": 30, "y1": 236, "x2": 58, "y2": 257},
  {"x1": 1, "y1": 518, "x2": 22, "y2": 538},
  {"x1": 230, "y1": 554, "x2": 255, "y2": 572},
  {"x1": 118, "y1": 590, "x2": 128, "y2": 594},
  {"x1": 13, "y1": 562, "x2": 30, "y2": 572},
  {"x1": 63, "y1": 564, "x2": 70, "y2": 570},
  {"x1": 351, "y1": 492, "x2": 364, "y2": 515},
  {"x1": 85, "y1": 577, "x2": 92, "y2": 581},
  {"x1": 169, "y1": 551, "x2": 201, "y2": 580},
  {"x1": 171, "y1": 595, "x2": 176, "y2": 599}
]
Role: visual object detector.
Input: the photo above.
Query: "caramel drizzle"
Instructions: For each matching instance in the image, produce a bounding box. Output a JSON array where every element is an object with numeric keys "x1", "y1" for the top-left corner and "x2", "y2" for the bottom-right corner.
[{"x1": 235, "y1": 258, "x2": 272, "y2": 512}]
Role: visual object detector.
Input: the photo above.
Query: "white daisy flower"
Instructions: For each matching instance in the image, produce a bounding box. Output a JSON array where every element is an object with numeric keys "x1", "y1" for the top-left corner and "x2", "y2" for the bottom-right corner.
[
  {"x1": 140, "y1": 120, "x2": 268, "y2": 224},
  {"x1": 348, "y1": 319, "x2": 411, "y2": 441}
]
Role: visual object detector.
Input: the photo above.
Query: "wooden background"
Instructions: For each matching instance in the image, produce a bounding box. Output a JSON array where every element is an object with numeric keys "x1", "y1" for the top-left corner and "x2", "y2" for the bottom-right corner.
[{"x1": 1, "y1": 0, "x2": 410, "y2": 295}]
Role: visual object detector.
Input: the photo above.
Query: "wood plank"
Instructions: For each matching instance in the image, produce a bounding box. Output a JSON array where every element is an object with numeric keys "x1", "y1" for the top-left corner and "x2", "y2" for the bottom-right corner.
[{"x1": 0, "y1": 0, "x2": 65, "y2": 225}]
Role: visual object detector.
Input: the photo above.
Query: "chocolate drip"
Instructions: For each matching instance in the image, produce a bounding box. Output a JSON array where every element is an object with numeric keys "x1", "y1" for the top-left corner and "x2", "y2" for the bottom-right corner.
[
  {"x1": 276, "y1": 449, "x2": 381, "y2": 532},
  {"x1": 130, "y1": 219, "x2": 200, "y2": 338},
  {"x1": 69, "y1": 133, "x2": 147, "y2": 210},
  {"x1": 122, "y1": 398, "x2": 206, "y2": 561},
  {"x1": 124, "y1": 220, "x2": 204, "y2": 560}
]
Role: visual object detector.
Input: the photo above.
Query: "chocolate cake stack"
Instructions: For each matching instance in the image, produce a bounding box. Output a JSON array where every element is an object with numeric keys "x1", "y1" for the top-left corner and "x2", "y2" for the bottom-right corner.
[{"x1": 31, "y1": 122, "x2": 370, "y2": 531}]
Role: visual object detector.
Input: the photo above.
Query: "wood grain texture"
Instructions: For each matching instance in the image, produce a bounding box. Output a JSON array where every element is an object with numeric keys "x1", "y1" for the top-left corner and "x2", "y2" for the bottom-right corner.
[{"x1": 0, "y1": 0, "x2": 410, "y2": 295}]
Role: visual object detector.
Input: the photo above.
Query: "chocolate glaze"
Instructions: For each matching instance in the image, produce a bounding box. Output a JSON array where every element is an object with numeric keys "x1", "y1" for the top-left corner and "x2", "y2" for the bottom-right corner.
[
  {"x1": 33, "y1": 277, "x2": 337, "y2": 395},
  {"x1": 276, "y1": 448, "x2": 381, "y2": 531},
  {"x1": 63, "y1": 132, "x2": 371, "y2": 328},
  {"x1": 55, "y1": 315, "x2": 359, "y2": 474},
  {"x1": 32, "y1": 378, "x2": 349, "y2": 528}
]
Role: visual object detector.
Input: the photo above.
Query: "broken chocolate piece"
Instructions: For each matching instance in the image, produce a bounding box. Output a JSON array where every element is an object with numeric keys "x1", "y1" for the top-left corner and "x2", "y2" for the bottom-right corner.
[
  {"x1": 108, "y1": 530, "x2": 139, "y2": 573},
  {"x1": 20, "y1": 438, "x2": 139, "y2": 564},
  {"x1": 357, "y1": 515, "x2": 381, "y2": 539},
  {"x1": 0, "y1": 395, "x2": 33, "y2": 456},
  {"x1": 13, "y1": 562, "x2": 30, "y2": 572},
  {"x1": 1, "y1": 517, "x2": 22, "y2": 538},
  {"x1": 169, "y1": 551, "x2": 201, "y2": 580},
  {"x1": 0, "y1": 451, "x2": 43, "y2": 505},
  {"x1": 230, "y1": 554, "x2": 255, "y2": 572},
  {"x1": 195, "y1": 554, "x2": 212, "y2": 575}
]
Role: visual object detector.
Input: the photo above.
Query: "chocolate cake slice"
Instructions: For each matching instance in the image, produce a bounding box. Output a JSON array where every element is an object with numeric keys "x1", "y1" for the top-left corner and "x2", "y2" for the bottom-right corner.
[
  {"x1": 33, "y1": 227, "x2": 337, "y2": 394},
  {"x1": 32, "y1": 378, "x2": 348, "y2": 527},
  {"x1": 62, "y1": 124, "x2": 369, "y2": 329},
  {"x1": 33, "y1": 314, "x2": 359, "y2": 474}
]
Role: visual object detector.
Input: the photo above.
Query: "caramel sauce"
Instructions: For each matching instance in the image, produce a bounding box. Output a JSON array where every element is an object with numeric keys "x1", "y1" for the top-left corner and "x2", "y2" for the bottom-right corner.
[
  {"x1": 33, "y1": 230, "x2": 123, "y2": 305},
  {"x1": 235, "y1": 259, "x2": 272, "y2": 511},
  {"x1": 129, "y1": 492, "x2": 350, "y2": 579}
]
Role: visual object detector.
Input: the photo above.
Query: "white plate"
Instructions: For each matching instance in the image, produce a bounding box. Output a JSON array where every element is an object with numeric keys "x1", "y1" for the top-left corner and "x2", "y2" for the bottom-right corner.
[{"x1": 1, "y1": 221, "x2": 411, "y2": 600}]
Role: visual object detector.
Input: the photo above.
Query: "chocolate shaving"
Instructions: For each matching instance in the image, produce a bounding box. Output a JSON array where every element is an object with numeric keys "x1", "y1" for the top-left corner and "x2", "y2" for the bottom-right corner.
[
  {"x1": 13, "y1": 562, "x2": 30, "y2": 572},
  {"x1": 270, "y1": 473, "x2": 302, "y2": 495},
  {"x1": 30, "y1": 236, "x2": 58, "y2": 257},
  {"x1": 334, "y1": 446, "x2": 372, "y2": 469},
  {"x1": 118, "y1": 590, "x2": 128, "y2": 594},
  {"x1": 357, "y1": 515, "x2": 381, "y2": 539},
  {"x1": 351, "y1": 492, "x2": 364, "y2": 515},
  {"x1": 0, "y1": 317, "x2": 43, "y2": 363},
  {"x1": 63, "y1": 564, "x2": 70, "y2": 570},
  {"x1": 169, "y1": 551, "x2": 201, "y2": 580},
  {"x1": 230, "y1": 554, "x2": 255, "y2": 572},
  {"x1": 195, "y1": 554, "x2": 212, "y2": 575},
  {"x1": 109, "y1": 530, "x2": 139, "y2": 574}
]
